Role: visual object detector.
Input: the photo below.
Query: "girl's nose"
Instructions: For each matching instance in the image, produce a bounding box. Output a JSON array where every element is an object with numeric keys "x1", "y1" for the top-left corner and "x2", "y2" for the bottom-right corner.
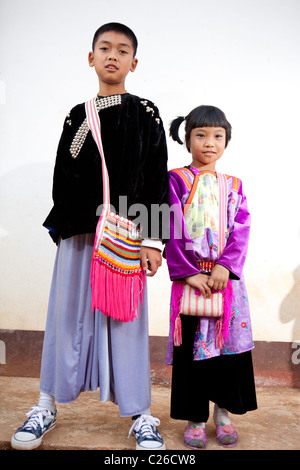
[{"x1": 205, "y1": 138, "x2": 214, "y2": 147}]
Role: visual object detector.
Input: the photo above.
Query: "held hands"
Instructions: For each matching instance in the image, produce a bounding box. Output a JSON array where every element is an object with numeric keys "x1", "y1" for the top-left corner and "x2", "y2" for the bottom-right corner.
[
  {"x1": 140, "y1": 246, "x2": 162, "y2": 277},
  {"x1": 185, "y1": 264, "x2": 229, "y2": 298}
]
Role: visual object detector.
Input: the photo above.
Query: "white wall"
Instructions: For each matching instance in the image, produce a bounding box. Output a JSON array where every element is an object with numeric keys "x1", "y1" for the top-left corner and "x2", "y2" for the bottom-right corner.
[{"x1": 1, "y1": 0, "x2": 300, "y2": 342}]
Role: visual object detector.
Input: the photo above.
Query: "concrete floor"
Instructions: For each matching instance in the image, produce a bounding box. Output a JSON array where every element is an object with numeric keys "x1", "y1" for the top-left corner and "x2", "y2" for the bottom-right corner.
[{"x1": 0, "y1": 376, "x2": 299, "y2": 451}]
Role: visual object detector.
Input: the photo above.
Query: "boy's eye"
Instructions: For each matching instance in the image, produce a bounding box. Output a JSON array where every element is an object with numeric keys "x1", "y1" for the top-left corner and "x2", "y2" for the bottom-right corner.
[{"x1": 120, "y1": 50, "x2": 128, "y2": 54}]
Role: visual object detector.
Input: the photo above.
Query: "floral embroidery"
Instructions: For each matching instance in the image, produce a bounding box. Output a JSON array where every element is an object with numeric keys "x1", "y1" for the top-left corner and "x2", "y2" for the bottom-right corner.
[
  {"x1": 193, "y1": 332, "x2": 214, "y2": 360},
  {"x1": 232, "y1": 306, "x2": 239, "y2": 315}
]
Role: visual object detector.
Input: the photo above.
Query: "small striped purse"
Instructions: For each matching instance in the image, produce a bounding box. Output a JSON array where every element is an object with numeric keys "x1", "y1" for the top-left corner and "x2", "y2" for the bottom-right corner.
[
  {"x1": 179, "y1": 171, "x2": 228, "y2": 318},
  {"x1": 85, "y1": 98, "x2": 144, "y2": 322}
]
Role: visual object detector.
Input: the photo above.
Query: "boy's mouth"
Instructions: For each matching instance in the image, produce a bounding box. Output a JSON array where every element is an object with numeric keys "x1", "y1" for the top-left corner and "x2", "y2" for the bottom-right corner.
[{"x1": 105, "y1": 64, "x2": 118, "y2": 71}]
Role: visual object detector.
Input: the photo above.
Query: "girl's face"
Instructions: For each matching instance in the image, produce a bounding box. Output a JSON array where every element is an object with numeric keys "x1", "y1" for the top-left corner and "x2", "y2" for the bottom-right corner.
[{"x1": 189, "y1": 127, "x2": 226, "y2": 171}]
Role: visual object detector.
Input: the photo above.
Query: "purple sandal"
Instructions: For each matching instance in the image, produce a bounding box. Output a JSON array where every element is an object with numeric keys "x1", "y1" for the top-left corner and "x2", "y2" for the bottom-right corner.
[
  {"x1": 216, "y1": 423, "x2": 238, "y2": 447},
  {"x1": 184, "y1": 425, "x2": 206, "y2": 450}
]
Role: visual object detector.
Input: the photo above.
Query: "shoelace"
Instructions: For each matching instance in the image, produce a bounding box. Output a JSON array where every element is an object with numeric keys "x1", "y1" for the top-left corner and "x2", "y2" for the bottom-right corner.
[
  {"x1": 23, "y1": 406, "x2": 52, "y2": 431},
  {"x1": 128, "y1": 414, "x2": 160, "y2": 439}
]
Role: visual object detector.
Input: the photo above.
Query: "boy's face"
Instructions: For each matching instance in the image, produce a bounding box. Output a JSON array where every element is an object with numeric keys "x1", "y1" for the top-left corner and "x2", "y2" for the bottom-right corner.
[{"x1": 88, "y1": 31, "x2": 138, "y2": 89}]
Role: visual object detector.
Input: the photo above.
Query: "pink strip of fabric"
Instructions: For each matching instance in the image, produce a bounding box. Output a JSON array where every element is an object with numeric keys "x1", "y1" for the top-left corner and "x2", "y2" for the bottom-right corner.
[{"x1": 85, "y1": 98, "x2": 110, "y2": 248}]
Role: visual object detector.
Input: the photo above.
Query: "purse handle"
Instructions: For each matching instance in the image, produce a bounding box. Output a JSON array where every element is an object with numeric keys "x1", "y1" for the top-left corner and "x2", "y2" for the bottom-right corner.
[{"x1": 85, "y1": 98, "x2": 110, "y2": 247}]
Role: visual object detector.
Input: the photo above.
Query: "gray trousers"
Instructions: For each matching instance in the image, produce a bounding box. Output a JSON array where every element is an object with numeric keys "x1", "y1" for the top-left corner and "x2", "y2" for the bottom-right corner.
[{"x1": 39, "y1": 233, "x2": 151, "y2": 417}]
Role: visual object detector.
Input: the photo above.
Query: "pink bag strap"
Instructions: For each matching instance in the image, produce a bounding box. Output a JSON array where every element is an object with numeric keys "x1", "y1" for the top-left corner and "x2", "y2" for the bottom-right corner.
[
  {"x1": 85, "y1": 98, "x2": 110, "y2": 247},
  {"x1": 216, "y1": 172, "x2": 228, "y2": 256}
]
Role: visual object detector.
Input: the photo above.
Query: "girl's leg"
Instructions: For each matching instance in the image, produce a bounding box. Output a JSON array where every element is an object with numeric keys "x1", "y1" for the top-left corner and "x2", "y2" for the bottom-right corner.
[
  {"x1": 171, "y1": 315, "x2": 210, "y2": 423},
  {"x1": 213, "y1": 404, "x2": 238, "y2": 447}
]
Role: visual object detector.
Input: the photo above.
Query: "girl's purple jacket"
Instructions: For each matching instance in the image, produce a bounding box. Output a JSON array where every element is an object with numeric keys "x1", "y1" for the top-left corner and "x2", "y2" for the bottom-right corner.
[{"x1": 164, "y1": 167, "x2": 254, "y2": 363}]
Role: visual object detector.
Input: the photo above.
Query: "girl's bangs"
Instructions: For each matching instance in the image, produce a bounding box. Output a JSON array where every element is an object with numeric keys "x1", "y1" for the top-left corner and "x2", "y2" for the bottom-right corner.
[{"x1": 191, "y1": 108, "x2": 227, "y2": 129}]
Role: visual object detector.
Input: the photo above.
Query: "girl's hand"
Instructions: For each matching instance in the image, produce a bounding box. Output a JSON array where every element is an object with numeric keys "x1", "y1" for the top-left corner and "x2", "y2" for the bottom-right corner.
[
  {"x1": 185, "y1": 273, "x2": 211, "y2": 298},
  {"x1": 208, "y1": 264, "x2": 229, "y2": 291}
]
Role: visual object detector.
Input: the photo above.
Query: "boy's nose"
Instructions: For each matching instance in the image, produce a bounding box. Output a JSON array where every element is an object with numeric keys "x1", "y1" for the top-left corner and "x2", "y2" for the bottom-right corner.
[{"x1": 108, "y1": 50, "x2": 117, "y2": 61}]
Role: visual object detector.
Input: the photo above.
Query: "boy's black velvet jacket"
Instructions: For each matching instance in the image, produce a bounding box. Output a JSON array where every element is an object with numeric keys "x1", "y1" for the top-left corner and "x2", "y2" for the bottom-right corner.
[{"x1": 43, "y1": 93, "x2": 169, "y2": 244}]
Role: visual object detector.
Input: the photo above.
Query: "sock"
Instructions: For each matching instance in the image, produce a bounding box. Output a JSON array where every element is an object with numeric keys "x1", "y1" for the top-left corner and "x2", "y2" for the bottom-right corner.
[
  {"x1": 213, "y1": 404, "x2": 231, "y2": 426},
  {"x1": 187, "y1": 421, "x2": 205, "y2": 429},
  {"x1": 38, "y1": 392, "x2": 56, "y2": 413},
  {"x1": 132, "y1": 408, "x2": 151, "y2": 420}
]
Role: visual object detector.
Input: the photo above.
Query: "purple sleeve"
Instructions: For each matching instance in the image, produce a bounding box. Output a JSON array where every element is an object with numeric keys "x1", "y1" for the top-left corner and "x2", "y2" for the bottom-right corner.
[
  {"x1": 164, "y1": 172, "x2": 200, "y2": 280},
  {"x1": 217, "y1": 179, "x2": 251, "y2": 280}
]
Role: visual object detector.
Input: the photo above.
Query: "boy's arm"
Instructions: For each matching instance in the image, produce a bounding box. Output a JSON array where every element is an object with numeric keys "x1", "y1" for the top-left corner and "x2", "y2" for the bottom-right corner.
[
  {"x1": 43, "y1": 108, "x2": 76, "y2": 242},
  {"x1": 140, "y1": 245, "x2": 162, "y2": 277}
]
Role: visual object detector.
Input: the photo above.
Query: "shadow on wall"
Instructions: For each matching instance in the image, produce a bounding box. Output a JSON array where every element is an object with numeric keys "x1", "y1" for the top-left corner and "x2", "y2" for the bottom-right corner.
[{"x1": 280, "y1": 265, "x2": 300, "y2": 387}]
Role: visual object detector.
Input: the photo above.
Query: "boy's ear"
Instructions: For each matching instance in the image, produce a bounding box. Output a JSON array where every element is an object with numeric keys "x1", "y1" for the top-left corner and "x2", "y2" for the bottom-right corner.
[
  {"x1": 88, "y1": 51, "x2": 95, "y2": 67},
  {"x1": 130, "y1": 58, "x2": 138, "y2": 73}
]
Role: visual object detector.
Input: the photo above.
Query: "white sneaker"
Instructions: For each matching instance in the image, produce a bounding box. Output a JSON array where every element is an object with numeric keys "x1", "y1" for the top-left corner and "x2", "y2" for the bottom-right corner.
[
  {"x1": 11, "y1": 406, "x2": 57, "y2": 450},
  {"x1": 129, "y1": 414, "x2": 166, "y2": 450}
]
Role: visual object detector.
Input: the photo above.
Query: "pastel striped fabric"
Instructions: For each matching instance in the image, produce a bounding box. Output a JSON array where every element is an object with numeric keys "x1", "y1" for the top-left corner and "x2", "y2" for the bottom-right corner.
[
  {"x1": 85, "y1": 98, "x2": 110, "y2": 248},
  {"x1": 180, "y1": 286, "x2": 224, "y2": 317},
  {"x1": 85, "y1": 98, "x2": 143, "y2": 322}
]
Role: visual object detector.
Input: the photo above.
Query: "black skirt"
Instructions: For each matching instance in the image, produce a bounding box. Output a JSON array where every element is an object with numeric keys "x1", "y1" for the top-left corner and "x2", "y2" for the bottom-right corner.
[{"x1": 171, "y1": 315, "x2": 258, "y2": 422}]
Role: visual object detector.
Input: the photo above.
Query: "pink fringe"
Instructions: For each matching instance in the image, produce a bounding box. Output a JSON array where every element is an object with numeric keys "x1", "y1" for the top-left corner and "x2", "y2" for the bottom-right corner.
[
  {"x1": 174, "y1": 316, "x2": 182, "y2": 347},
  {"x1": 170, "y1": 281, "x2": 185, "y2": 345},
  {"x1": 215, "y1": 279, "x2": 233, "y2": 348},
  {"x1": 170, "y1": 279, "x2": 234, "y2": 349},
  {"x1": 90, "y1": 258, "x2": 144, "y2": 322}
]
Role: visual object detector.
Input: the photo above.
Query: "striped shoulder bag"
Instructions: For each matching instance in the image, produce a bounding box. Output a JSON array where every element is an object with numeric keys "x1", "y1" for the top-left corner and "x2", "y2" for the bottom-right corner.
[{"x1": 85, "y1": 98, "x2": 144, "y2": 322}]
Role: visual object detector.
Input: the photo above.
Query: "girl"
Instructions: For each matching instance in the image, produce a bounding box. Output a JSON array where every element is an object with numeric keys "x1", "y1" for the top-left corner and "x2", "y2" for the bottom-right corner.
[{"x1": 165, "y1": 105, "x2": 257, "y2": 449}]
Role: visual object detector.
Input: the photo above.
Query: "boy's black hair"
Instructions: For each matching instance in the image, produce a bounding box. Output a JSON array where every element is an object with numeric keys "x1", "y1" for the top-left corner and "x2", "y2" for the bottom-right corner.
[
  {"x1": 170, "y1": 105, "x2": 232, "y2": 151},
  {"x1": 92, "y1": 22, "x2": 138, "y2": 57}
]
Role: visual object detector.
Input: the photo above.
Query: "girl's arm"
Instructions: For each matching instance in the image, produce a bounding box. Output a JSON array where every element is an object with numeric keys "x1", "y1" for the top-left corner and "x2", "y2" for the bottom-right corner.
[{"x1": 164, "y1": 172, "x2": 200, "y2": 281}]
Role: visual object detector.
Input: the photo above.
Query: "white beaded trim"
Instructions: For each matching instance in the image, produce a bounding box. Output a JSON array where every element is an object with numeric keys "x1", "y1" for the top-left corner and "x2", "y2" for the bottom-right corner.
[{"x1": 69, "y1": 95, "x2": 122, "y2": 159}]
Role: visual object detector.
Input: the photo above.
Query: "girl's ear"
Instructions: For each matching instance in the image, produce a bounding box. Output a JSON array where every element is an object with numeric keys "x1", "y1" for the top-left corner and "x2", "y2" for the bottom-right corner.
[
  {"x1": 130, "y1": 57, "x2": 138, "y2": 73},
  {"x1": 88, "y1": 51, "x2": 95, "y2": 68}
]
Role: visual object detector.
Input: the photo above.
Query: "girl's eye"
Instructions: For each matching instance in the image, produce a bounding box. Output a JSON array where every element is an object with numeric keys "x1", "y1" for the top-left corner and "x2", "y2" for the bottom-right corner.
[
  {"x1": 216, "y1": 134, "x2": 224, "y2": 139},
  {"x1": 196, "y1": 133, "x2": 205, "y2": 138}
]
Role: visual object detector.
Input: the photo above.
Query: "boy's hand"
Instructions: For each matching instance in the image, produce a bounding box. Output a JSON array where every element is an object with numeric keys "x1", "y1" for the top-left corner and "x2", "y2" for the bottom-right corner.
[
  {"x1": 185, "y1": 273, "x2": 211, "y2": 298},
  {"x1": 208, "y1": 264, "x2": 229, "y2": 291},
  {"x1": 140, "y1": 246, "x2": 162, "y2": 277}
]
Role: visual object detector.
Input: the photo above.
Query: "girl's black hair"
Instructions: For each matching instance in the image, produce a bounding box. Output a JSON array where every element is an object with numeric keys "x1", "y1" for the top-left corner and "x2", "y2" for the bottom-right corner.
[
  {"x1": 170, "y1": 105, "x2": 232, "y2": 151},
  {"x1": 92, "y1": 22, "x2": 138, "y2": 57}
]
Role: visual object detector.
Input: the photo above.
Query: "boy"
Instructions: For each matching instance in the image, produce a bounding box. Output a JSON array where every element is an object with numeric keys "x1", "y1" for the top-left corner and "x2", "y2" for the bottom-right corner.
[{"x1": 11, "y1": 23, "x2": 168, "y2": 451}]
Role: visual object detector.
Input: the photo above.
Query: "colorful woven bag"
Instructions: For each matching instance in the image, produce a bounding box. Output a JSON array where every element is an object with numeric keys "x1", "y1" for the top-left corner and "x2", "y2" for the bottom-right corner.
[{"x1": 85, "y1": 98, "x2": 144, "y2": 322}]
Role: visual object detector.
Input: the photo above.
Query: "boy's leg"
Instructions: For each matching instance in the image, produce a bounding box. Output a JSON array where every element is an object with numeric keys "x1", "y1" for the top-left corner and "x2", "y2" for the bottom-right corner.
[
  {"x1": 107, "y1": 283, "x2": 165, "y2": 449},
  {"x1": 11, "y1": 393, "x2": 57, "y2": 450},
  {"x1": 11, "y1": 234, "x2": 95, "y2": 450}
]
